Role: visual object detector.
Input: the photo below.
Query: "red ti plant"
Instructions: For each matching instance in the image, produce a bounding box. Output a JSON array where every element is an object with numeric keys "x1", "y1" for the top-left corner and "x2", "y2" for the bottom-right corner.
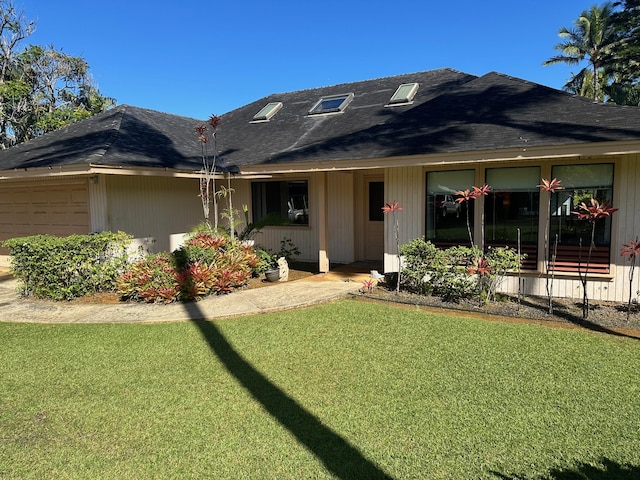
[
  {"x1": 538, "y1": 178, "x2": 563, "y2": 314},
  {"x1": 382, "y1": 201, "x2": 403, "y2": 293},
  {"x1": 621, "y1": 238, "x2": 640, "y2": 321},
  {"x1": 455, "y1": 184, "x2": 491, "y2": 248},
  {"x1": 572, "y1": 198, "x2": 618, "y2": 319}
]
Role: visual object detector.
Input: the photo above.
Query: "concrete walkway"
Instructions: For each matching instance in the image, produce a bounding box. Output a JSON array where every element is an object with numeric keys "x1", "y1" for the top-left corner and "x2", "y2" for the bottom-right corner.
[{"x1": 0, "y1": 268, "x2": 372, "y2": 324}]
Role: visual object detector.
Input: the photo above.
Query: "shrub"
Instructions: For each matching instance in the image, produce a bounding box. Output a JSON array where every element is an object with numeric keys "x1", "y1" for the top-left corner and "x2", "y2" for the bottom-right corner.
[
  {"x1": 399, "y1": 238, "x2": 522, "y2": 303},
  {"x1": 117, "y1": 252, "x2": 181, "y2": 303},
  {"x1": 400, "y1": 238, "x2": 442, "y2": 294},
  {"x1": 3, "y1": 231, "x2": 132, "y2": 300},
  {"x1": 118, "y1": 233, "x2": 260, "y2": 303}
]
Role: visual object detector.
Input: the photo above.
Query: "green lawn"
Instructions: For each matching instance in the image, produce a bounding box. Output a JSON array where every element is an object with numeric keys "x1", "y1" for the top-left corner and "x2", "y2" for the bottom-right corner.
[{"x1": 1, "y1": 299, "x2": 639, "y2": 479}]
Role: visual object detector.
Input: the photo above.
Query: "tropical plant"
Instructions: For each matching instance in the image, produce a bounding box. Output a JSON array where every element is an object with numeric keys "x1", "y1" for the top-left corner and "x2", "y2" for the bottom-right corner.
[
  {"x1": 194, "y1": 114, "x2": 221, "y2": 231},
  {"x1": 608, "y1": 0, "x2": 640, "y2": 84},
  {"x1": 455, "y1": 184, "x2": 491, "y2": 248},
  {"x1": 543, "y1": 2, "x2": 619, "y2": 101},
  {"x1": 621, "y1": 237, "x2": 640, "y2": 320},
  {"x1": 117, "y1": 252, "x2": 181, "y2": 304},
  {"x1": 572, "y1": 197, "x2": 618, "y2": 318},
  {"x1": 118, "y1": 233, "x2": 259, "y2": 303},
  {"x1": 538, "y1": 178, "x2": 564, "y2": 314},
  {"x1": 382, "y1": 200, "x2": 403, "y2": 293}
]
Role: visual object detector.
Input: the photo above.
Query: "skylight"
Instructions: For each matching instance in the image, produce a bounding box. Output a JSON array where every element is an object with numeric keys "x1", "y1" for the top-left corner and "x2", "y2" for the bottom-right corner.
[
  {"x1": 308, "y1": 93, "x2": 354, "y2": 115},
  {"x1": 387, "y1": 83, "x2": 419, "y2": 106},
  {"x1": 251, "y1": 102, "x2": 283, "y2": 122}
]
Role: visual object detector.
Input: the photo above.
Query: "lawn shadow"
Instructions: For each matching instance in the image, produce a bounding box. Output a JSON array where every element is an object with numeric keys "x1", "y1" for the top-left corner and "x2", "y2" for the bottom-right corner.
[
  {"x1": 182, "y1": 301, "x2": 394, "y2": 480},
  {"x1": 491, "y1": 456, "x2": 640, "y2": 479},
  {"x1": 517, "y1": 297, "x2": 640, "y2": 341}
]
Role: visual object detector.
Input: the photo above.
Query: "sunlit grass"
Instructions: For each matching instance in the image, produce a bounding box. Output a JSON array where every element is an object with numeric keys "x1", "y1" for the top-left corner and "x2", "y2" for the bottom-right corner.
[{"x1": 1, "y1": 299, "x2": 639, "y2": 479}]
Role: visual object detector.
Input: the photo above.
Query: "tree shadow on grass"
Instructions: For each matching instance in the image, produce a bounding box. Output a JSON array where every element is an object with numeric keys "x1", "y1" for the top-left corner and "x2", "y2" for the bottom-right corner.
[
  {"x1": 516, "y1": 297, "x2": 640, "y2": 341},
  {"x1": 491, "y1": 457, "x2": 640, "y2": 479},
  {"x1": 182, "y1": 301, "x2": 394, "y2": 480}
]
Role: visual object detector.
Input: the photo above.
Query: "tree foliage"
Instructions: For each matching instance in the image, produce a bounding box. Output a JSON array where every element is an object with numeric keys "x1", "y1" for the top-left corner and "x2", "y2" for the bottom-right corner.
[
  {"x1": 0, "y1": 0, "x2": 115, "y2": 149},
  {"x1": 544, "y1": 1, "x2": 640, "y2": 105}
]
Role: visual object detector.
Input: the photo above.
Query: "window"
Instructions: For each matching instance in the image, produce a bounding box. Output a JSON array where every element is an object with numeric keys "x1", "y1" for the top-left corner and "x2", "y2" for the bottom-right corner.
[
  {"x1": 251, "y1": 102, "x2": 283, "y2": 122},
  {"x1": 386, "y1": 83, "x2": 419, "y2": 106},
  {"x1": 251, "y1": 180, "x2": 309, "y2": 226},
  {"x1": 369, "y1": 181, "x2": 384, "y2": 222},
  {"x1": 426, "y1": 170, "x2": 475, "y2": 245},
  {"x1": 485, "y1": 167, "x2": 540, "y2": 269},
  {"x1": 308, "y1": 93, "x2": 354, "y2": 115},
  {"x1": 549, "y1": 163, "x2": 614, "y2": 273}
]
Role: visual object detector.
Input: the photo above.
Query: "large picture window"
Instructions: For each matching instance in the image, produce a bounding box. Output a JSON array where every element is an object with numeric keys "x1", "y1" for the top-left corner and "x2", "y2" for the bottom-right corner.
[
  {"x1": 485, "y1": 167, "x2": 540, "y2": 269},
  {"x1": 549, "y1": 163, "x2": 614, "y2": 273},
  {"x1": 426, "y1": 170, "x2": 475, "y2": 245},
  {"x1": 251, "y1": 180, "x2": 309, "y2": 226}
]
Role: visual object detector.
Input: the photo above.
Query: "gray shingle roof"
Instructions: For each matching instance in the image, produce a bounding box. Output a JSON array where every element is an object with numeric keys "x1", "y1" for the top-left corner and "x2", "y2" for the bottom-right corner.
[
  {"x1": 217, "y1": 70, "x2": 640, "y2": 168},
  {"x1": 0, "y1": 105, "x2": 203, "y2": 171},
  {"x1": 1, "y1": 68, "x2": 639, "y2": 174}
]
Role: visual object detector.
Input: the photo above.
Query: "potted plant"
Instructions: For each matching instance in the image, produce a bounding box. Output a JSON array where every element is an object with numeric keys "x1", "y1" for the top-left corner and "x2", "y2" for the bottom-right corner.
[
  {"x1": 264, "y1": 259, "x2": 281, "y2": 282},
  {"x1": 254, "y1": 248, "x2": 280, "y2": 282}
]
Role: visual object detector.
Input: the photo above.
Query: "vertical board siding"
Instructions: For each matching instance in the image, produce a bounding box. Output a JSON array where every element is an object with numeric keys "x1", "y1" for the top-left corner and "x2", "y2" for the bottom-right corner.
[
  {"x1": 105, "y1": 175, "x2": 203, "y2": 252},
  {"x1": 613, "y1": 153, "x2": 640, "y2": 303},
  {"x1": 89, "y1": 176, "x2": 108, "y2": 232},
  {"x1": 327, "y1": 171, "x2": 355, "y2": 263},
  {"x1": 384, "y1": 166, "x2": 423, "y2": 272}
]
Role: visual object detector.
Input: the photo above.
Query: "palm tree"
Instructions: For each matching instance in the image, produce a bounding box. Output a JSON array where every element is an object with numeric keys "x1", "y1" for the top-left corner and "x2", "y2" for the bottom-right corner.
[{"x1": 543, "y1": 2, "x2": 619, "y2": 101}]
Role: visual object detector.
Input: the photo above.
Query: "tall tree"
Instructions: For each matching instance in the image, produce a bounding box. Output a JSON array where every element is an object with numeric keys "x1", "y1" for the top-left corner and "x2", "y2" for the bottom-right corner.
[
  {"x1": 610, "y1": 0, "x2": 640, "y2": 83},
  {"x1": 543, "y1": 2, "x2": 619, "y2": 101},
  {"x1": 0, "y1": 0, "x2": 34, "y2": 147},
  {"x1": 0, "y1": 0, "x2": 114, "y2": 148}
]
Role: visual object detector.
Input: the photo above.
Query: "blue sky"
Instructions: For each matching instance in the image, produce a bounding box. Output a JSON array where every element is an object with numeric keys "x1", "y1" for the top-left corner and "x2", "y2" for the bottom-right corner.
[{"x1": 16, "y1": 0, "x2": 591, "y2": 120}]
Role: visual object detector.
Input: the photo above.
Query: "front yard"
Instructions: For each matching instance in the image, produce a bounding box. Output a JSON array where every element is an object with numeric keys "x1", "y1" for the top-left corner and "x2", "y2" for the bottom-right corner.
[{"x1": 1, "y1": 300, "x2": 639, "y2": 479}]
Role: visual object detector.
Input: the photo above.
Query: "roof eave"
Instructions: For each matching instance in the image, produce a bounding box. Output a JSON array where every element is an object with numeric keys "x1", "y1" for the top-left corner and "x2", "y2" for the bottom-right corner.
[
  {"x1": 0, "y1": 163, "x2": 213, "y2": 180},
  {"x1": 232, "y1": 140, "x2": 640, "y2": 175}
]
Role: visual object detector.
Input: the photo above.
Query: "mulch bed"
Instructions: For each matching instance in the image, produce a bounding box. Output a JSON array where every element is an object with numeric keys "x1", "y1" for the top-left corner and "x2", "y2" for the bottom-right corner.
[{"x1": 355, "y1": 283, "x2": 640, "y2": 338}]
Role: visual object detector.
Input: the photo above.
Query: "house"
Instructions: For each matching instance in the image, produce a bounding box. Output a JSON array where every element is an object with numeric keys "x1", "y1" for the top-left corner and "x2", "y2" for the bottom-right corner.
[{"x1": 1, "y1": 68, "x2": 640, "y2": 302}]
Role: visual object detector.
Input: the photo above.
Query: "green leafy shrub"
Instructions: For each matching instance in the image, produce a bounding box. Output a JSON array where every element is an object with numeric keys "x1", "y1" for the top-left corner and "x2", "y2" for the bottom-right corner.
[
  {"x1": 399, "y1": 238, "x2": 442, "y2": 294},
  {"x1": 3, "y1": 231, "x2": 132, "y2": 300},
  {"x1": 483, "y1": 246, "x2": 523, "y2": 302},
  {"x1": 400, "y1": 238, "x2": 523, "y2": 303}
]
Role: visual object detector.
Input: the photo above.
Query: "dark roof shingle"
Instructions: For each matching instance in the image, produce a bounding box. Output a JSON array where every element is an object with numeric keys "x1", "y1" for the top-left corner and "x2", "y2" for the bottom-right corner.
[{"x1": 1, "y1": 68, "x2": 639, "y2": 173}]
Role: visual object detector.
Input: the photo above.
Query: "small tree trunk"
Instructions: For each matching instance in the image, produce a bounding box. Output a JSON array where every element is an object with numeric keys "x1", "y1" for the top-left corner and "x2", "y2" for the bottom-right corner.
[
  {"x1": 517, "y1": 228, "x2": 521, "y2": 312},
  {"x1": 549, "y1": 234, "x2": 558, "y2": 315}
]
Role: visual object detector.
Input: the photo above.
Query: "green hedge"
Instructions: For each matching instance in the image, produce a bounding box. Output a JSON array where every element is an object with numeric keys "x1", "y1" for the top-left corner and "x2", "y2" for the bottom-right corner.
[
  {"x1": 3, "y1": 231, "x2": 132, "y2": 300},
  {"x1": 400, "y1": 238, "x2": 523, "y2": 303}
]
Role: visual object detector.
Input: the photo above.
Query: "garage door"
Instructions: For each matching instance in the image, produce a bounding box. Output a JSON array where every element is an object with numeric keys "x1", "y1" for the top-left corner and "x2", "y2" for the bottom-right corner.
[{"x1": 0, "y1": 180, "x2": 90, "y2": 255}]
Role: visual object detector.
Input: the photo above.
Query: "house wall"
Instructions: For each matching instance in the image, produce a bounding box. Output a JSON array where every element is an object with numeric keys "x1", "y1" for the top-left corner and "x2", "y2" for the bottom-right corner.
[
  {"x1": 230, "y1": 172, "x2": 355, "y2": 265},
  {"x1": 382, "y1": 154, "x2": 640, "y2": 303},
  {"x1": 383, "y1": 166, "x2": 424, "y2": 270},
  {"x1": 102, "y1": 175, "x2": 204, "y2": 252}
]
